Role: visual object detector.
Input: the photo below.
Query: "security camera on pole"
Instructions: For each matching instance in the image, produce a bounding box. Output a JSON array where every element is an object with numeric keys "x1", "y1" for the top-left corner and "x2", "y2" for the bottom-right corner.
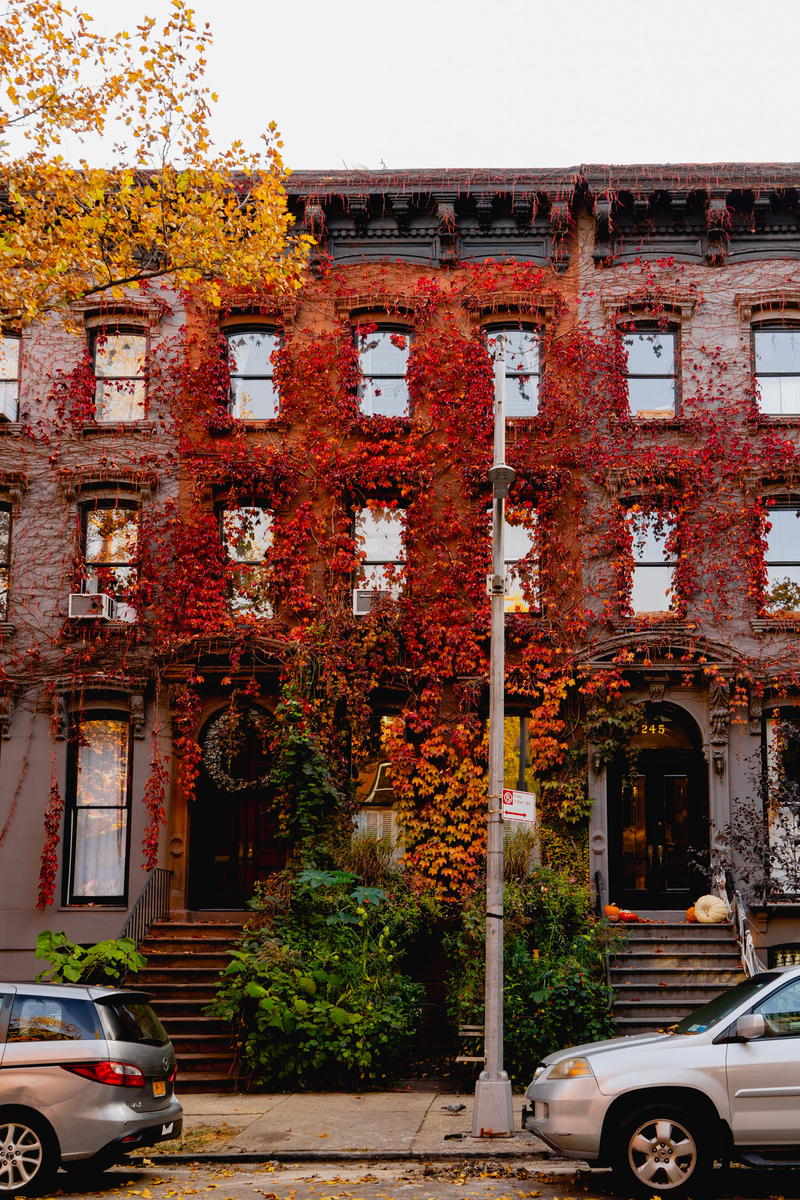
[{"x1": 472, "y1": 335, "x2": 515, "y2": 1138}]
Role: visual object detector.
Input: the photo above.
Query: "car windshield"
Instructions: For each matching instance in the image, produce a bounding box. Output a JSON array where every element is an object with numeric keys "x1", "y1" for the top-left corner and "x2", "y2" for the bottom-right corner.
[
  {"x1": 96, "y1": 997, "x2": 169, "y2": 1046},
  {"x1": 673, "y1": 973, "x2": 780, "y2": 1035}
]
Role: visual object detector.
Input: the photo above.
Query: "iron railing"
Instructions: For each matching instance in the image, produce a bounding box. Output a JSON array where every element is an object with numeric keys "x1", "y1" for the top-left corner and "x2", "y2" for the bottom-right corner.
[
  {"x1": 716, "y1": 868, "x2": 767, "y2": 977},
  {"x1": 119, "y1": 868, "x2": 171, "y2": 946}
]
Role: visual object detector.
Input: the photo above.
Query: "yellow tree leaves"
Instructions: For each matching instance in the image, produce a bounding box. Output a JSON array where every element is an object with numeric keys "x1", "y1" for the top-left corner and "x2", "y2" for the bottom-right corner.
[{"x1": 0, "y1": 0, "x2": 311, "y2": 321}]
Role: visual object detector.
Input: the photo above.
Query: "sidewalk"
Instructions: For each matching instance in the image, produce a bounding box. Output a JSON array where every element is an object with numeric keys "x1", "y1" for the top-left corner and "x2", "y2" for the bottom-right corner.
[{"x1": 167, "y1": 1091, "x2": 554, "y2": 1160}]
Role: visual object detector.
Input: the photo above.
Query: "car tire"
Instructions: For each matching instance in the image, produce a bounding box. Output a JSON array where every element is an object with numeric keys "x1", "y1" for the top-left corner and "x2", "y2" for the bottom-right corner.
[
  {"x1": 0, "y1": 1111, "x2": 57, "y2": 1196},
  {"x1": 611, "y1": 1104, "x2": 711, "y2": 1199}
]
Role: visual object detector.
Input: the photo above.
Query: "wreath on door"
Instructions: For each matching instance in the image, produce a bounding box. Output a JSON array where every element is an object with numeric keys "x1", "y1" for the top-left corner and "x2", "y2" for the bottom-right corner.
[{"x1": 203, "y1": 705, "x2": 273, "y2": 793}]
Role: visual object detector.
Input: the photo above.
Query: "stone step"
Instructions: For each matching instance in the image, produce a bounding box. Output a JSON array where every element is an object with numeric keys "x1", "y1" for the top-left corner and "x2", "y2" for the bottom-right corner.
[
  {"x1": 171, "y1": 1033, "x2": 234, "y2": 1055},
  {"x1": 176, "y1": 1051, "x2": 237, "y2": 1073},
  {"x1": 610, "y1": 953, "x2": 741, "y2": 970},
  {"x1": 139, "y1": 935, "x2": 241, "y2": 951},
  {"x1": 135, "y1": 966, "x2": 226, "y2": 985},
  {"x1": 147, "y1": 920, "x2": 246, "y2": 934},
  {"x1": 612, "y1": 984, "x2": 730, "y2": 1004},
  {"x1": 159, "y1": 1015, "x2": 230, "y2": 1034},
  {"x1": 175, "y1": 1071, "x2": 238, "y2": 1093},
  {"x1": 138, "y1": 950, "x2": 234, "y2": 969},
  {"x1": 614, "y1": 1002, "x2": 702, "y2": 1020},
  {"x1": 610, "y1": 968, "x2": 743, "y2": 986},
  {"x1": 616, "y1": 923, "x2": 735, "y2": 940}
]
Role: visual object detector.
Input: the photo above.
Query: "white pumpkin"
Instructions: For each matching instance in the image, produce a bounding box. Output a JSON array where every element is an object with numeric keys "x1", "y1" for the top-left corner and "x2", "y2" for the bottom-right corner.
[{"x1": 694, "y1": 894, "x2": 729, "y2": 924}]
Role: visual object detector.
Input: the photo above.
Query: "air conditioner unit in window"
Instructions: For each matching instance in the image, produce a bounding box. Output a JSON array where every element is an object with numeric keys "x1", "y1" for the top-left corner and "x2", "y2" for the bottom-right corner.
[
  {"x1": 353, "y1": 588, "x2": 392, "y2": 615},
  {"x1": 68, "y1": 592, "x2": 116, "y2": 621}
]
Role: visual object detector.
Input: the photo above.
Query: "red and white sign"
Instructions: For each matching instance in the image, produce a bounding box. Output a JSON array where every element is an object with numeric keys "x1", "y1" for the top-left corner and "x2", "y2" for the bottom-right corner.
[{"x1": 502, "y1": 788, "x2": 536, "y2": 822}]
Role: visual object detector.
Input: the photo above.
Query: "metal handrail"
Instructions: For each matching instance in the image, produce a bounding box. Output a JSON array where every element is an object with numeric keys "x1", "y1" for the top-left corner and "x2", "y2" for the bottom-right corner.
[
  {"x1": 715, "y1": 868, "x2": 767, "y2": 977},
  {"x1": 119, "y1": 868, "x2": 171, "y2": 946}
]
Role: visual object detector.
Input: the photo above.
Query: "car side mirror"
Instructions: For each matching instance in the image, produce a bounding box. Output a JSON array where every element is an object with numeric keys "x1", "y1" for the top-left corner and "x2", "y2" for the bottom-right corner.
[{"x1": 736, "y1": 1013, "x2": 766, "y2": 1040}]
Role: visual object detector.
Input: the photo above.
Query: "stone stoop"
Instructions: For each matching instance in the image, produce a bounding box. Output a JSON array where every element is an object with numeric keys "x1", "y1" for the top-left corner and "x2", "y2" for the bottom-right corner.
[
  {"x1": 610, "y1": 921, "x2": 745, "y2": 1035},
  {"x1": 128, "y1": 918, "x2": 245, "y2": 1092}
]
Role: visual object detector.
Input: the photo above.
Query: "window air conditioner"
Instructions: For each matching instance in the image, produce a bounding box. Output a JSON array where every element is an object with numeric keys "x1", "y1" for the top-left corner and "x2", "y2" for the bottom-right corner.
[
  {"x1": 353, "y1": 588, "x2": 392, "y2": 615},
  {"x1": 68, "y1": 592, "x2": 116, "y2": 621}
]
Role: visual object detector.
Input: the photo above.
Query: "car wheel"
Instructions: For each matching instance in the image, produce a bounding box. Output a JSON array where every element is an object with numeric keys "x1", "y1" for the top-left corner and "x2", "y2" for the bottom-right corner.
[
  {"x1": 0, "y1": 1113, "x2": 56, "y2": 1196},
  {"x1": 612, "y1": 1105, "x2": 711, "y2": 1199}
]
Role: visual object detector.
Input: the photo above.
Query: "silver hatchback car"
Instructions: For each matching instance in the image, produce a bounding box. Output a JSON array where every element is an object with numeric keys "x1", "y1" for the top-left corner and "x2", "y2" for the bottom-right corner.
[
  {"x1": 525, "y1": 965, "x2": 800, "y2": 1197},
  {"x1": 0, "y1": 982, "x2": 183, "y2": 1195}
]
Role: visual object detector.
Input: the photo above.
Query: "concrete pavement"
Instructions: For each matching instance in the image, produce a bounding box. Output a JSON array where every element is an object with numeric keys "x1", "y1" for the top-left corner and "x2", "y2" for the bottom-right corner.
[{"x1": 168, "y1": 1091, "x2": 552, "y2": 1160}]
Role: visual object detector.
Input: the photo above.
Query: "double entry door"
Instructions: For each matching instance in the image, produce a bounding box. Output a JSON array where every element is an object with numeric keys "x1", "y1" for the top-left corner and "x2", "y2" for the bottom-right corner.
[{"x1": 608, "y1": 749, "x2": 708, "y2": 909}]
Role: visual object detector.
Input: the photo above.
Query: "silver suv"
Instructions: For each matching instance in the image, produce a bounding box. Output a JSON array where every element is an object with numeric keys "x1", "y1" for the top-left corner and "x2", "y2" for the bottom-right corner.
[
  {"x1": 524, "y1": 966, "x2": 800, "y2": 1198},
  {"x1": 0, "y1": 982, "x2": 182, "y2": 1195}
]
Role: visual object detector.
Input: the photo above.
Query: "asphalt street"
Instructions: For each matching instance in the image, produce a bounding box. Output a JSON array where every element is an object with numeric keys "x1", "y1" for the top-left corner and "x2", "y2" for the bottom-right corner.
[{"x1": 49, "y1": 1157, "x2": 800, "y2": 1200}]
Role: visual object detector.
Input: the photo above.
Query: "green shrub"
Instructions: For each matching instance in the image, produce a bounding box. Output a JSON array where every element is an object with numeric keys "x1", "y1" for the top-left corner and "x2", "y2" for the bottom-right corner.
[
  {"x1": 35, "y1": 930, "x2": 146, "y2": 984},
  {"x1": 209, "y1": 868, "x2": 433, "y2": 1088},
  {"x1": 447, "y1": 865, "x2": 616, "y2": 1084}
]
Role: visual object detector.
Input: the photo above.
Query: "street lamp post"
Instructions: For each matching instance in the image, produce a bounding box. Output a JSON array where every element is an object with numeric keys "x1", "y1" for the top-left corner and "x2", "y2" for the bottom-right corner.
[{"x1": 472, "y1": 337, "x2": 515, "y2": 1138}]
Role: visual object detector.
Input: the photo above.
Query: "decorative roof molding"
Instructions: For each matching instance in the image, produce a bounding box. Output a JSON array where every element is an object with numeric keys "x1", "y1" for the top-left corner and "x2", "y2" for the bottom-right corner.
[
  {"x1": 600, "y1": 290, "x2": 697, "y2": 321},
  {"x1": 58, "y1": 466, "x2": 158, "y2": 502},
  {"x1": 736, "y1": 290, "x2": 800, "y2": 321},
  {"x1": 77, "y1": 297, "x2": 168, "y2": 326},
  {"x1": 217, "y1": 294, "x2": 300, "y2": 324}
]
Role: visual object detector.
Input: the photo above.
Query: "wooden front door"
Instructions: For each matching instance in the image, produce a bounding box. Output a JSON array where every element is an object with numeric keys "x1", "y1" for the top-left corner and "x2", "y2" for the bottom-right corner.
[{"x1": 188, "y1": 708, "x2": 286, "y2": 909}]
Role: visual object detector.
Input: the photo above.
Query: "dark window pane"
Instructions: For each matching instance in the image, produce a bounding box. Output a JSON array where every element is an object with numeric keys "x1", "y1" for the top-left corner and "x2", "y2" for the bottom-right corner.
[
  {"x1": 97, "y1": 998, "x2": 168, "y2": 1046},
  {"x1": 8, "y1": 995, "x2": 101, "y2": 1042}
]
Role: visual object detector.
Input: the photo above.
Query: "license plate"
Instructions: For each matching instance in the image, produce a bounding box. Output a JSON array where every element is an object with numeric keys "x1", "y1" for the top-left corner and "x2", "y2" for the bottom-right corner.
[{"x1": 153, "y1": 1079, "x2": 166, "y2": 1098}]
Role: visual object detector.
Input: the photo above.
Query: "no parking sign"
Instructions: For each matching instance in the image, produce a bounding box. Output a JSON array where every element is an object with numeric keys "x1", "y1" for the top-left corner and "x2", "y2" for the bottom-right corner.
[{"x1": 501, "y1": 788, "x2": 536, "y2": 822}]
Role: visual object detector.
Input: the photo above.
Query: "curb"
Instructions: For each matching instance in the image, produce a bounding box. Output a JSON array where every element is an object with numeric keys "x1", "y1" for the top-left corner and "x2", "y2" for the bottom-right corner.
[{"x1": 141, "y1": 1149, "x2": 559, "y2": 1165}]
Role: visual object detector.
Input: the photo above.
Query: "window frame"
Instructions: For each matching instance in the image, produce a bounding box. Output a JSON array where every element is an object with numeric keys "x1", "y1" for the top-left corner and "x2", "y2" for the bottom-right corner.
[
  {"x1": 483, "y1": 322, "x2": 541, "y2": 419},
  {"x1": 353, "y1": 503, "x2": 406, "y2": 609},
  {"x1": 499, "y1": 502, "x2": 539, "y2": 613},
  {"x1": 80, "y1": 497, "x2": 140, "y2": 622},
  {"x1": 621, "y1": 321, "x2": 679, "y2": 420},
  {"x1": 63, "y1": 708, "x2": 134, "y2": 906},
  {"x1": 0, "y1": 333, "x2": 20, "y2": 423},
  {"x1": 625, "y1": 503, "x2": 679, "y2": 616},
  {"x1": 355, "y1": 323, "x2": 412, "y2": 418},
  {"x1": 90, "y1": 324, "x2": 148, "y2": 423},
  {"x1": 218, "y1": 502, "x2": 274, "y2": 618},
  {"x1": 763, "y1": 498, "x2": 800, "y2": 613},
  {"x1": 0, "y1": 501, "x2": 10, "y2": 623},
  {"x1": 224, "y1": 325, "x2": 281, "y2": 421},
  {"x1": 753, "y1": 321, "x2": 800, "y2": 417}
]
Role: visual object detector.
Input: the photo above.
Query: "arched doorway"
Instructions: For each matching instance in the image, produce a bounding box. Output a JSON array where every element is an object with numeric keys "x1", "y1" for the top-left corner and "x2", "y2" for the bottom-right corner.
[
  {"x1": 607, "y1": 703, "x2": 708, "y2": 910},
  {"x1": 188, "y1": 705, "x2": 287, "y2": 909}
]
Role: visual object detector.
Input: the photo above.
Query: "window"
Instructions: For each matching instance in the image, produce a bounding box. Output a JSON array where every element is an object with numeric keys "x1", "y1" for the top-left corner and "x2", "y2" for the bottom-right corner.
[
  {"x1": 0, "y1": 335, "x2": 19, "y2": 422},
  {"x1": 82, "y1": 500, "x2": 139, "y2": 622},
  {"x1": 221, "y1": 505, "x2": 273, "y2": 617},
  {"x1": 754, "y1": 976, "x2": 800, "y2": 1037},
  {"x1": 503, "y1": 507, "x2": 538, "y2": 613},
  {"x1": 764, "y1": 504, "x2": 800, "y2": 612},
  {"x1": 92, "y1": 328, "x2": 146, "y2": 421},
  {"x1": 65, "y1": 713, "x2": 132, "y2": 904},
  {"x1": 8, "y1": 994, "x2": 101, "y2": 1042},
  {"x1": 356, "y1": 326, "x2": 411, "y2": 417},
  {"x1": 226, "y1": 328, "x2": 280, "y2": 420},
  {"x1": 755, "y1": 327, "x2": 800, "y2": 415},
  {"x1": 486, "y1": 326, "x2": 540, "y2": 418},
  {"x1": 623, "y1": 328, "x2": 677, "y2": 418},
  {"x1": 764, "y1": 709, "x2": 800, "y2": 894},
  {"x1": 354, "y1": 506, "x2": 405, "y2": 612},
  {"x1": 0, "y1": 503, "x2": 9, "y2": 622},
  {"x1": 627, "y1": 507, "x2": 677, "y2": 613}
]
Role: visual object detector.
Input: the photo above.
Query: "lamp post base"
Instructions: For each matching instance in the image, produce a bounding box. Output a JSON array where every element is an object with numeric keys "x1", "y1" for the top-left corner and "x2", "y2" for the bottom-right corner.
[{"x1": 471, "y1": 1074, "x2": 515, "y2": 1137}]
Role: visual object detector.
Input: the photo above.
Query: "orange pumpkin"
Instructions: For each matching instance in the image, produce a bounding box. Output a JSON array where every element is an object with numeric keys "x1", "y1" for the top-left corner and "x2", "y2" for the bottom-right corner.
[
  {"x1": 604, "y1": 904, "x2": 621, "y2": 921},
  {"x1": 686, "y1": 906, "x2": 697, "y2": 923}
]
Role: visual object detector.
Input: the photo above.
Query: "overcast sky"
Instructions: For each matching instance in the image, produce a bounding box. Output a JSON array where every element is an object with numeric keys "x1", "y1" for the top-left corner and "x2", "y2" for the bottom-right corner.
[{"x1": 73, "y1": 0, "x2": 800, "y2": 170}]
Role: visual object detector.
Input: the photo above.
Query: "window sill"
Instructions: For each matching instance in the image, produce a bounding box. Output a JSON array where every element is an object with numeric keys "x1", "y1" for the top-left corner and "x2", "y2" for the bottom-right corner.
[
  {"x1": 0, "y1": 623, "x2": 15, "y2": 637},
  {"x1": 0, "y1": 422, "x2": 23, "y2": 436},
  {"x1": 57, "y1": 904, "x2": 128, "y2": 911},
  {"x1": 80, "y1": 420, "x2": 156, "y2": 435},
  {"x1": 237, "y1": 417, "x2": 290, "y2": 433},
  {"x1": 751, "y1": 416, "x2": 800, "y2": 428},
  {"x1": 613, "y1": 614, "x2": 688, "y2": 630},
  {"x1": 65, "y1": 620, "x2": 141, "y2": 635},
  {"x1": 615, "y1": 416, "x2": 687, "y2": 430}
]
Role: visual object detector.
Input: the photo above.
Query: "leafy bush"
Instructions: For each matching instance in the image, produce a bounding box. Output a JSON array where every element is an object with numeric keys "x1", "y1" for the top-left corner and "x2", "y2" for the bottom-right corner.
[
  {"x1": 447, "y1": 865, "x2": 616, "y2": 1084},
  {"x1": 209, "y1": 868, "x2": 433, "y2": 1088},
  {"x1": 35, "y1": 930, "x2": 146, "y2": 983}
]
